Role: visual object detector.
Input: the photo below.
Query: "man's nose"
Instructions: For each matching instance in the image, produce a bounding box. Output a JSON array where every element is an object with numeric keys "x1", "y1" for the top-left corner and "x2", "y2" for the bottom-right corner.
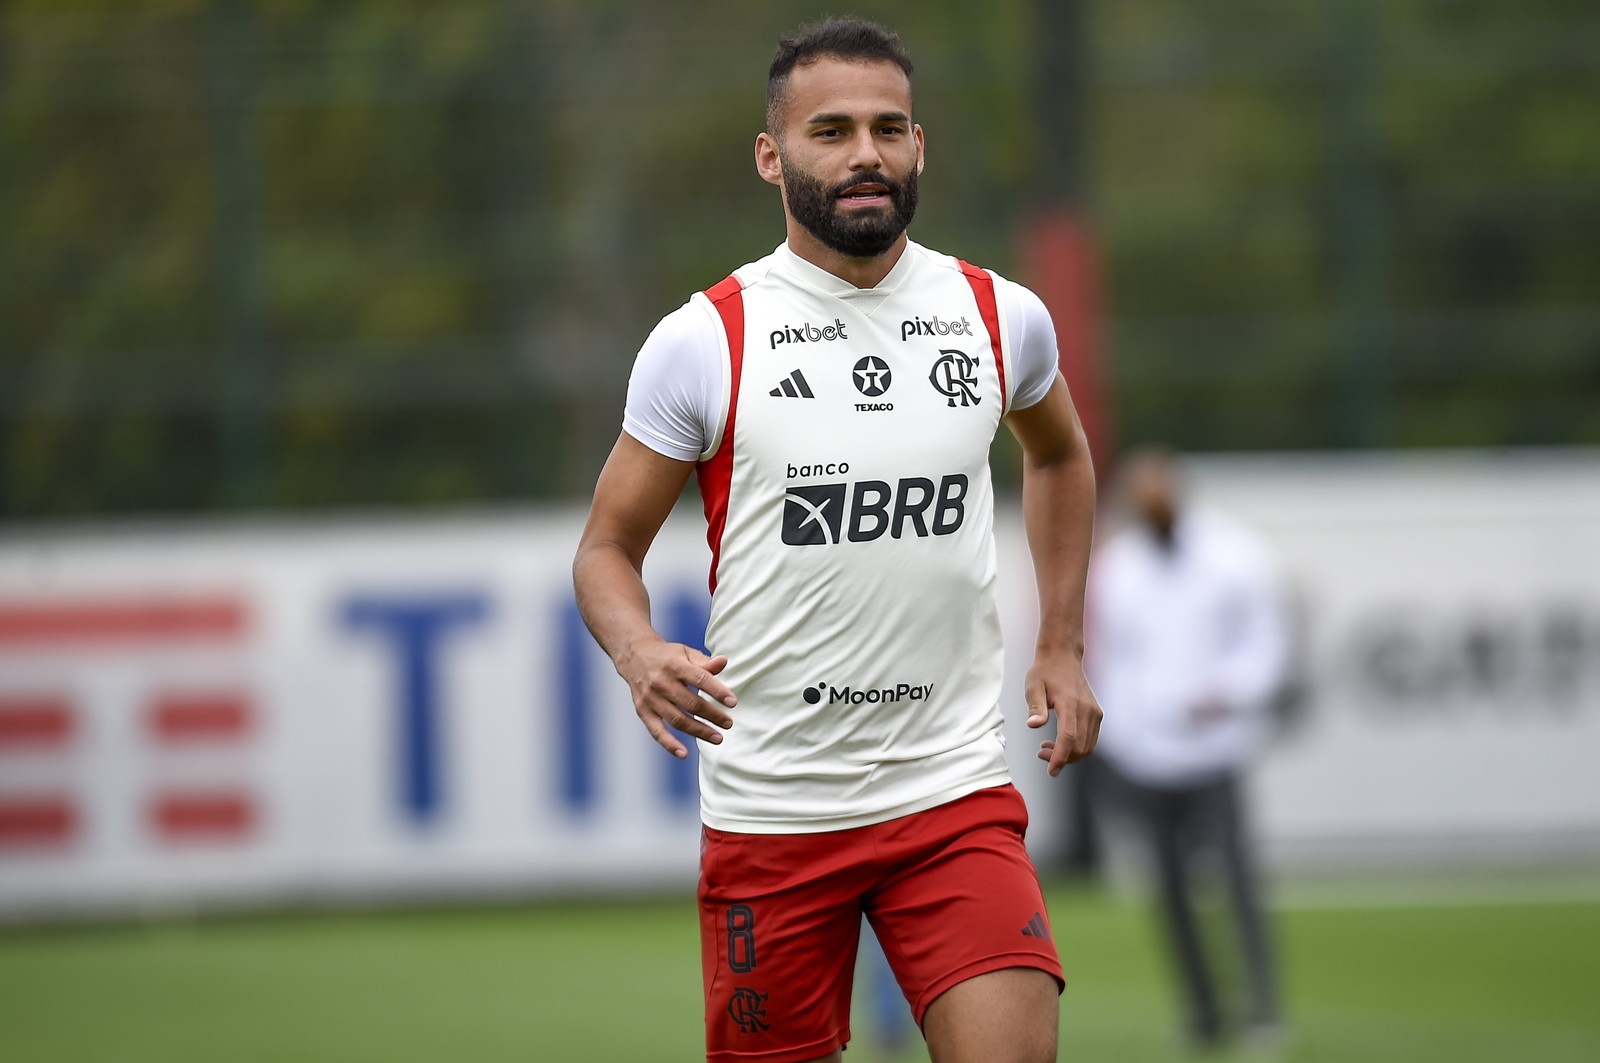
[{"x1": 848, "y1": 128, "x2": 883, "y2": 171}]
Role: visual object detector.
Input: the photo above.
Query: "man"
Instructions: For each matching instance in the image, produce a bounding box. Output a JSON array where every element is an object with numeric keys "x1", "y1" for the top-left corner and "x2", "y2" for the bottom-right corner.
[
  {"x1": 573, "y1": 19, "x2": 1099, "y2": 1063},
  {"x1": 1085, "y1": 448, "x2": 1288, "y2": 1052}
]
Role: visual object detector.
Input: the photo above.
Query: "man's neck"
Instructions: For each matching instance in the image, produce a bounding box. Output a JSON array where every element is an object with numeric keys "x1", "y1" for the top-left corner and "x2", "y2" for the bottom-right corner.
[{"x1": 784, "y1": 225, "x2": 908, "y2": 289}]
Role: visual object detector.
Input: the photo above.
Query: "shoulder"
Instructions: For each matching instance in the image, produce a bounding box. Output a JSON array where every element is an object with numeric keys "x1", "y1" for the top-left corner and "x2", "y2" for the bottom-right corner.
[
  {"x1": 905, "y1": 241, "x2": 967, "y2": 276},
  {"x1": 905, "y1": 243, "x2": 1049, "y2": 331},
  {"x1": 985, "y1": 270, "x2": 1060, "y2": 410},
  {"x1": 911, "y1": 245, "x2": 1044, "y2": 309},
  {"x1": 972, "y1": 264, "x2": 1053, "y2": 340},
  {"x1": 635, "y1": 298, "x2": 722, "y2": 369},
  {"x1": 711, "y1": 247, "x2": 788, "y2": 301},
  {"x1": 909, "y1": 243, "x2": 1023, "y2": 304},
  {"x1": 623, "y1": 299, "x2": 725, "y2": 462}
]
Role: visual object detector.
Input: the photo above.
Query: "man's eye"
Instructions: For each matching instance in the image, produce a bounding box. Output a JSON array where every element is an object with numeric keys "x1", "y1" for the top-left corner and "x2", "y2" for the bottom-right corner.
[
  {"x1": 879, "y1": 126, "x2": 905, "y2": 136},
  {"x1": 816, "y1": 128, "x2": 842, "y2": 138}
]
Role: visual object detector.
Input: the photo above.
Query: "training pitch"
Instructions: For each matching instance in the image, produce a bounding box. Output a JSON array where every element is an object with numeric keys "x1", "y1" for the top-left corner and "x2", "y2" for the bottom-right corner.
[{"x1": 2, "y1": 879, "x2": 1596, "y2": 1062}]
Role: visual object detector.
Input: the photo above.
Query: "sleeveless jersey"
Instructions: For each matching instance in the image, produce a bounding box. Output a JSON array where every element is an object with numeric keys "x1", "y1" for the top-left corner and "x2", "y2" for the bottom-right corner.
[{"x1": 632, "y1": 241, "x2": 1056, "y2": 833}]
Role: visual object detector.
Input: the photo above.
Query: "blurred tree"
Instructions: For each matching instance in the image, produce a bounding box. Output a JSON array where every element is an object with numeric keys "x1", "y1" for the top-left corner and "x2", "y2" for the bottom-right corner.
[{"x1": 0, "y1": 0, "x2": 1596, "y2": 517}]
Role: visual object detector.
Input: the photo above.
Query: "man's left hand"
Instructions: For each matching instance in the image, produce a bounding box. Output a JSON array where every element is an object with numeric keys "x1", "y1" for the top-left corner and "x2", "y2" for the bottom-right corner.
[{"x1": 1026, "y1": 653, "x2": 1102, "y2": 776}]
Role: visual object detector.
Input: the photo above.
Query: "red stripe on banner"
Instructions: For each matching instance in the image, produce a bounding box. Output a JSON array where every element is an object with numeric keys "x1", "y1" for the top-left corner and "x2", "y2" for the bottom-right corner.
[
  {"x1": 151, "y1": 792, "x2": 256, "y2": 839},
  {"x1": 696, "y1": 274, "x2": 747, "y2": 596},
  {"x1": 0, "y1": 598, "x2": 246, "y2": 645},
  {"x1": 0, "y1": 697, "x2": 75, "y2": 749},
  {"x1": 0, "y1": 797, "x2": 77, "y2": 846},
  {"x1": 957, "y1": 259, "x2": 1008, "y2": 415},
  {"x1": 149, "y1": 693, "x2": 252, "y2": 742}
]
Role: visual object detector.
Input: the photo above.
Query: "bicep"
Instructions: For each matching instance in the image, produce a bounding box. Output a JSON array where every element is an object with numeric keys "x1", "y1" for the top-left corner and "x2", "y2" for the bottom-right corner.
[
  {"x1": 1004, "y1": 375, "x2": 1087, "y2": 467},
  {"x1": 578, "y1": 432, "x2": 698, "y2": 570}
]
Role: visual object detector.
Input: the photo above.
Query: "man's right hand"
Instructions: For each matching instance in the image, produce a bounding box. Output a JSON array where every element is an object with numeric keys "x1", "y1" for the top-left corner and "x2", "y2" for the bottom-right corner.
[{"x1": 614, "y1": 641, "x2": 737, "y2": 759}]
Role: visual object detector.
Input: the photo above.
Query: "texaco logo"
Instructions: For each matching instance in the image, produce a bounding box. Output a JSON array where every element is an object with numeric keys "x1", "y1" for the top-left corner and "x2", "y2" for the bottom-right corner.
[{"x1": 852, "y1": 356, "x2": 892, "y2": 397}]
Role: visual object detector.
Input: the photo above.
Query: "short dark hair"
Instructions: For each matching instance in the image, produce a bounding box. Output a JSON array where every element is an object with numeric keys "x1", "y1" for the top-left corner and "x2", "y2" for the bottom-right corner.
[{"x1": 766, "y1": 17, "x2": 914, "y2": 135}]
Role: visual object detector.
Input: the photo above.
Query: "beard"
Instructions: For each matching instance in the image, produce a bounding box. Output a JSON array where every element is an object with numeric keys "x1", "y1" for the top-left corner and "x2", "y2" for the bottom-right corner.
[{"x1": 780, "y1": 159, "x2": 919, "y2": 259}]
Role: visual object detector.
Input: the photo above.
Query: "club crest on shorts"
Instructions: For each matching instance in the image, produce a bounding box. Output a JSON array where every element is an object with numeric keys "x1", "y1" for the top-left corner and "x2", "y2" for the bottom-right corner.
[{"x1": 727, "y1": 987, "x2": 771, "y2": 1033}]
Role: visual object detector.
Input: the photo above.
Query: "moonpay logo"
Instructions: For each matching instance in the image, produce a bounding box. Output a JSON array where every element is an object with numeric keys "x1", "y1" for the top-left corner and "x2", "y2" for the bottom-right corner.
[{"x1": 804, "y1": 681, "x2": 936, "y2": 706}]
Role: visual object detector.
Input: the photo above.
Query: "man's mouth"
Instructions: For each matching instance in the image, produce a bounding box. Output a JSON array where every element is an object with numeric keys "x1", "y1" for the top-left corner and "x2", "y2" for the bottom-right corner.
[{"x1": 837, "y1": 182, "x2": 891, "y2": 205}]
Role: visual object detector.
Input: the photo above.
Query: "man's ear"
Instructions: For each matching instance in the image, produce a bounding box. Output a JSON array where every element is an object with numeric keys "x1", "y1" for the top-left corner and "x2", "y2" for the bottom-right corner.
[
  {"x1": 914, "y1": 123, "x2": 925, "y2": 176},
  {"x1": 755, "y1": 131, "x2": 784, "y2": 187}
]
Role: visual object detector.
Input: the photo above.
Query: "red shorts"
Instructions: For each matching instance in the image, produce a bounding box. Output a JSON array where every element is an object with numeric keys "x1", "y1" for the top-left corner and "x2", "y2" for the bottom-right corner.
[{"x1": 698, "y1": 784, "x2": 1063, "y2": 1063}]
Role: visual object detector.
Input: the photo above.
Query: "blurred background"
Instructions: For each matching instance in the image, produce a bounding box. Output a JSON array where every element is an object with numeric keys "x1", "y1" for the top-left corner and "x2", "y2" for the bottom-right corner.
[{"x1": 1, "y1": 2, "x2": 1597, "y2": 1061}]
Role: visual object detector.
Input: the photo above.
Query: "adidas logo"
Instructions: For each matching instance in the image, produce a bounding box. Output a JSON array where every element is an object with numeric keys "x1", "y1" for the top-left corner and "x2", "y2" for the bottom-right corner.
[
  {"x1": 1021, "y1": 912, "x2": 1052, "y2": 942},
  {"x1": 770, "y1": 370, "x2": 815, "y2": 398}
]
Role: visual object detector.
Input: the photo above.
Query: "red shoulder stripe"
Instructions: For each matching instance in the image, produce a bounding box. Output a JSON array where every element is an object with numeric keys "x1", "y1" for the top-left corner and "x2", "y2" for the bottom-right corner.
[
  {"x1": 695, "y1": 274, "x2": 746, "y2": 595},
  {"x1": 957, "y1": 259, "x2": 1007, "y2": 415}
]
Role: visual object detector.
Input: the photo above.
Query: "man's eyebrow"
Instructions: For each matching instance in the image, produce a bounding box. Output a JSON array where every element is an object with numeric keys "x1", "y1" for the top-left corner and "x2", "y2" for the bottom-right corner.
[{"x1": 805, "y1": 110, "x2": 911, "y2": 125}]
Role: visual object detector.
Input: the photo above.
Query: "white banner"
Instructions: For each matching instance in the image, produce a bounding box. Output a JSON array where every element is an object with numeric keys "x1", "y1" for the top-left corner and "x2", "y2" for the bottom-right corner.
[
  {"x1": 0, "y1": 508, "x2": 1051, "y2": 919},
  {"x1": 2, "y1": 451, "x2": 1598, "y2": 918},
  {"x1": 1192, "y1": 451, "x2": 1600, "y2": 866}
]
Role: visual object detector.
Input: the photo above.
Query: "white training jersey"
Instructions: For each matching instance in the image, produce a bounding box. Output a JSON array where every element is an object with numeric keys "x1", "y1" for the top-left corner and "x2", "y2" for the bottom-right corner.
[{"x1": 624, "y1": 240, "x2": 1060, "y2": 833}]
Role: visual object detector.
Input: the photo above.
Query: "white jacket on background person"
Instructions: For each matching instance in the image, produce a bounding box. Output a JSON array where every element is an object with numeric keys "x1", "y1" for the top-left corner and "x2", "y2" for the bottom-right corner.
[{"x1": 1087, "y1": 507, "x2": 1289, "y2": 789}]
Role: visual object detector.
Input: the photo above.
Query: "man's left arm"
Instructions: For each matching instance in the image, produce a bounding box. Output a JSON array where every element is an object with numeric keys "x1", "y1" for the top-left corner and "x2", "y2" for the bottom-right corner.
[{"x1": 1004, "y1": 375, "x2": 1102, "y2": 776}]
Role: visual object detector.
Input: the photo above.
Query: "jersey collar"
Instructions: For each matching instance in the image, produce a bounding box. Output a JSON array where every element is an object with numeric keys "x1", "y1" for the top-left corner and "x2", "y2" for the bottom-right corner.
[{"x1": 774, "y1": 239, "x2": 921, "y2": 300}]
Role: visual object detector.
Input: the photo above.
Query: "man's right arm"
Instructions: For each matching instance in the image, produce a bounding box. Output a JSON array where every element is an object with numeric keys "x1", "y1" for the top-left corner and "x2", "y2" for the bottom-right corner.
[{"x1": 572, "y1": 432, "x2": 736, "y2": 760}]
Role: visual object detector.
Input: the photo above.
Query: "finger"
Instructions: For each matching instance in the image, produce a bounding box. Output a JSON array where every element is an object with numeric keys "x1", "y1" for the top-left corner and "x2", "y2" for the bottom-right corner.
[
  {"x1": 1048, "y1": 719, "x2": 1076, "y2": 777},
  {"x1": 1036, "y1": 740, "x2": 1055, "y2": 763},
  {"x1": 1069, "y1": 701, "x2": 1102, "y2": 761},
  {"x1": 1085, "y1": 704, "x2": 1103, "y2": 754},
  {"x1": 660, "y1": 680, "x2": 733, "y2": 731},
  {"x1": 690, "y1": 691, "x2": 734, "y2": 730},
  {"x1": 658, "y1": 701, "x2": 726, "y2": 745},
  {"x1": 1025, "y1": 676, "x2": 1049, "y2": 729},
  {"x1": 687, "y1": 651, "x2": 738, "y2": 708},
  {"x1": 639, "y1": 711, "x2": 689, "y2": 759},
  {"x1": 648, "y1": 673, "x2": 733, "y2": 730}
]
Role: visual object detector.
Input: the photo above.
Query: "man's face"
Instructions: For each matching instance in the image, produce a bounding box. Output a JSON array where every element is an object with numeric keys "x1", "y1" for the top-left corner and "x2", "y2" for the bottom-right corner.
[
  {"x1": 1123, "y1": 457, "x2": 1180, "y2": 544},
  {"x1": 764, "y1": 57, "x2": 924, "y2": 259}
]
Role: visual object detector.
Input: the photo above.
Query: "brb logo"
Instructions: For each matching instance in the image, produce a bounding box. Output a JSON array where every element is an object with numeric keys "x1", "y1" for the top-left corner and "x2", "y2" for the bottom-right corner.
[
  {"x1": 781, "y1": 475, "x2": 968, "y2": 545},
  {"x1": 900, "y1": 315, "x2": 973, "y2": 341},
  {"x1": 770, "y1": 318, "x2": 848, "y2": 350},
  {"x1": 929, "y1": 350, "x2": 981, "y2": 407}
]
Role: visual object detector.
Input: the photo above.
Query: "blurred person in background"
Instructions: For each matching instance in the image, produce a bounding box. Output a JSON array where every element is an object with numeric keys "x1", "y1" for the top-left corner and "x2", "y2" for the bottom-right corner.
[
  {"x1": 573, "y1": 17, "x2": 1100, "y2": 1063},
  {"x1": 1085, "y1": 447, "x2": 1289, "y2": 1054}
]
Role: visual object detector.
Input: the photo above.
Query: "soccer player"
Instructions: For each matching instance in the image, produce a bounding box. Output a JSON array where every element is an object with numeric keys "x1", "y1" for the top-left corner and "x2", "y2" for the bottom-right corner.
[{"x1": 572, "y1": 18, "x2": 1100, "y2": 1063}]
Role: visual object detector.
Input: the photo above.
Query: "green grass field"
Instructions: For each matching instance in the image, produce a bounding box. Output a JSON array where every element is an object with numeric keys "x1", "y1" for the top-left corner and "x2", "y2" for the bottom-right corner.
[{"x1": 3, "y1": 881, "x2": 1597, "y2": 1062}]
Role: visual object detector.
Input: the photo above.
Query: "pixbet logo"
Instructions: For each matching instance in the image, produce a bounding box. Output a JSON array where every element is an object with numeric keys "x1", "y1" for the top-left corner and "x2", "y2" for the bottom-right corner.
[
  {"x1": 900, "y1": 315, "x2": 973, "y2": 341},
  {"x1": 803, "y1": 681, "x2": 937, "y2": 705},
  {"x1": 770, "y1": 318, "x2": 848, "y2": 350},
  {"x1": 781, "y1": 474, "x2": 969, "y2": 546}
]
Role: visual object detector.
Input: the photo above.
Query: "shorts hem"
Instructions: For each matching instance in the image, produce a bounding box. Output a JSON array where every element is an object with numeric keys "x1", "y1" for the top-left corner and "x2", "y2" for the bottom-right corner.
[
  {"x1": 707, "y1": 1027, "x2": 849, "y2": 1063},
  {"x1": 912, "y1": 952, "x2": 1065, "y2": 1026},
  {"x1": 700, "y1": 773, "x2": 1014, "y2": 834}
]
